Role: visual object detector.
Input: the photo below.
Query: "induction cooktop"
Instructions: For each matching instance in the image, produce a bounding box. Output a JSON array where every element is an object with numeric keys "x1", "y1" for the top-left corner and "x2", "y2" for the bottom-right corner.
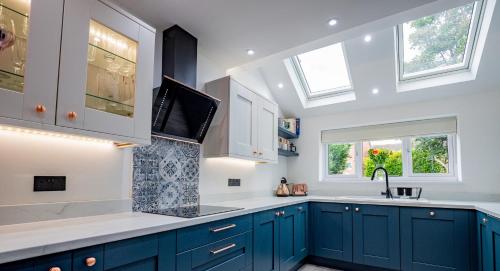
[{"x1": 143, "y1": 205, "x2": 243, "y2": 218}]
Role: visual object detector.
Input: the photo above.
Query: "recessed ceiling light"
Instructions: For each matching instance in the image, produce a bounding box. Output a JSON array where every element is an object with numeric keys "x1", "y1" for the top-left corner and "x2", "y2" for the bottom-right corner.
[
  {"x1": 246, "y1": 49, "x2": 255, "y2": 56},
  {"x1": 364, "y1": 35, "x2": 372, "y2": 43},
  {"x1": 278, "y1": 83, "x2": 284, "y2": 89},
  {"x1": 372, "y1": 88, "x2": 379, "y2": 94},
  {"x1": 328, "y1": 19, "x2": 338, "y2": 26}
]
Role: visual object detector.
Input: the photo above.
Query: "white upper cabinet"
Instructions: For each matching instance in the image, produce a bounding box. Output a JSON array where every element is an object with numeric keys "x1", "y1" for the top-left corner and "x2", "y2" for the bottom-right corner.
[
  {"x1": 57, "y1": 0, "x2": 154, "y2": 140},
  {"x1": 204, "y1": 76, "x2": 278, "y2": 163},
  {"x1": 258, "y1": 97, "x2": 278, "y2": 161},
  {"x1": 0, "y1": 0, "x2": 64, "y2": 124},
  {"x1": 0, "y1": 0, "x2": 155, "y2": 144}
]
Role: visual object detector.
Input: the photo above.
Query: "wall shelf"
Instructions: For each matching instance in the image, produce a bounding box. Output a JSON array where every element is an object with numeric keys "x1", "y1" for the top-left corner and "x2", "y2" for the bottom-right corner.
[
  {"x1": 278, "y1": 149, "x2": 299, "y2": 157},
  {"x1": 278, "y1": 126, "x2": 298, "y2": 139}
]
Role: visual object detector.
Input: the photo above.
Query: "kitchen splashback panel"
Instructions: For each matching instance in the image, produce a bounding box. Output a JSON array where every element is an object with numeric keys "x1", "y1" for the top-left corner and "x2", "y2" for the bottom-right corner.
[{"x1": 132, "y1": 137, "x2": 200, "y2": 212}]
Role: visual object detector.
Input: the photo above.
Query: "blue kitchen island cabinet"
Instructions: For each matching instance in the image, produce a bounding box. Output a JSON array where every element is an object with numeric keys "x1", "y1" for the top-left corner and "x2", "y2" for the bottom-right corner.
[
  {"x1": 352, "y1": 205, "x2": 400, "y2": 270},
  {"x1": 400, "y1": 207, "x2": 474, "y2": 271},
  {"x1": 477, "y1": 212, "x2": 500, "y2": 271},
  {"x1": 311, "y1": 202, "x2": 353, "y2": 262},
  {"x1": 253, "y1": 203, "x2": 308, "y2": 271}
]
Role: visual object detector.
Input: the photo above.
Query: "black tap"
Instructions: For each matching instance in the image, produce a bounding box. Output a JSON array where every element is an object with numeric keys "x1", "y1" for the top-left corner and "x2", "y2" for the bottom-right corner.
[{"x1": 371, "y1": 167, "x2": 393, "y2": 199}]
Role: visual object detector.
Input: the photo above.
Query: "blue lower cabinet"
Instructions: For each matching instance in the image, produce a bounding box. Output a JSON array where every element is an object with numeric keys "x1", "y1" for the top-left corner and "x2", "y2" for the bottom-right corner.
[
  {"x1": 352, "y1": 205, "x2": 400, "y2": 270},
  {"x1": 34, "y1": 253, "x2": 72, "y2": 271},
  {"x1": 103, "y1": 234, "x2": 159, "y2": 270},
  {"x1": 176, "y1": 231, "x2": 252, "y2": 271},
  {"x1": 158, "y1": 231, "x2": 177, "y2": 271},
  {"x1": 253, "y1": 209, "x2": 280, "y2": 271},
  {"x1": 279, "y1": 204, "x2": 308, "y2": 271},
  {"x1": 477, "y1": 212, "x2": 500, "y2": 271},
  {"x1": 400, "y1": 207, "x2": 473, "y2": 271},
  {"x1": 311, "y1": 203, "x2": 353, "y2": 262},
  {"x1": 0, "y1": 260, "x2": 34, "y2": 271},
  {"x1": 73, "y1": 245, "x2": 103, "y2": 271}
]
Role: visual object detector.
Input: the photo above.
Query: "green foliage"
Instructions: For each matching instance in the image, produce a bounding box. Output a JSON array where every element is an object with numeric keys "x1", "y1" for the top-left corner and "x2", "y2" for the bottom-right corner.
[
  {"x1": 328, "y1": 144, "x2": 352, "y2": 175},
  {"x1": 412, "y1": 136, "x2": 449, "y2": 173},
  {"x1": 404, "y1": 3, "x2": 474, "y2": 74},
  {"x1": 363, "y1": 149, "x2": 403, "y2": 177}
]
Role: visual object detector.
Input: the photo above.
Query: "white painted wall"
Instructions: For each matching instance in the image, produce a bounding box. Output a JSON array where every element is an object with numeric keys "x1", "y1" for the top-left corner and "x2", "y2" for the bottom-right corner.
[
  {"x1": 0, "y1": 131, "x2": 132, "y2": 205},
  {"x1": 287, "y1": 90, "x2": 500, "y2": 200}
]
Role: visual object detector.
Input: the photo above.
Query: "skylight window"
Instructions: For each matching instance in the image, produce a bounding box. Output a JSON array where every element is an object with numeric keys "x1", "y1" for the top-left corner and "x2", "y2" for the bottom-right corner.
[
  {"x1": 397, "y1": 1, "x2": 483, "y2": 81},
  {"x1": 292, "y1": 43, "x2": 352, "y2": 99}
]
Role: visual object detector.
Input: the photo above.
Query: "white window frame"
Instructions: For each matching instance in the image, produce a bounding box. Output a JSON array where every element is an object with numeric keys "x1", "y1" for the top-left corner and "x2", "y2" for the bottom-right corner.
[
  {"x1": 396, "y1": 0, "x2": 484, "y2": 82},
  {"x1": 290, "y1": 43, "x2": 354, "y2": 100},
  {"x1": 322, "y1": 134, "x2": 458, "y2": 182},
  {"x1": 323, "y1": 142, "x2": 362, "y2": 179}
]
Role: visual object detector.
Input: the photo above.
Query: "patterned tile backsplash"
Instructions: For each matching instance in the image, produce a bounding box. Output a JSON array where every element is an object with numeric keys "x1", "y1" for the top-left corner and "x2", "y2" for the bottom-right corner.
[{"x1": 132, "y1": 137, "x2": 200, "y2": 212}]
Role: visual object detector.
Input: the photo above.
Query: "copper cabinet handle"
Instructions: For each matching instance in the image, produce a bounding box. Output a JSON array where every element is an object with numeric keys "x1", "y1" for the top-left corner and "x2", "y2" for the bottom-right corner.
[
  {"x1": 483, "y1": 217, "x2": 488, "y2": 224},
  {"x1": 35, "y1": 104, "x2": 47, "y2": 113},
  {"x1": 210, "y1": 224, "x2": 236, "y2": 233},
  {"x1": 345, "y1": 206, "x2": 350, "y2": 211},
  {"x1": 275, "y1": 211, "x2": 281, "y2": 217},
  {"x1": 67, "y1": 111, "x2": 77, "y2": 121},
  {"x1": 210, "y1": 243, "x2": 236, "y2": 255},
  {"x1": 49, "y1": 267, "x2": 61, "y2": 271},
  {"x1": 355, "y1": 207, "x2": 360, "y2": 212},
  {"x1": 280, "y1": 210, "x2": 285, "y2": 216},
  {"x1": 85, "y1": 257, "x2": 97, "y2": 267},
  {"x1": 429, "y1": 211, "x2": 436, "y2": 217},
  {"x1": 297, "y1": 206, "x2": 303, "y2": 212}
]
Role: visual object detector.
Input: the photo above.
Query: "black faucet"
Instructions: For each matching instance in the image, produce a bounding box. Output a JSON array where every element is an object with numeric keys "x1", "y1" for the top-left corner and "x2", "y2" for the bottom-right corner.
[{"x1": 371, "y1": 167, "x2": 393, "y2": 199}]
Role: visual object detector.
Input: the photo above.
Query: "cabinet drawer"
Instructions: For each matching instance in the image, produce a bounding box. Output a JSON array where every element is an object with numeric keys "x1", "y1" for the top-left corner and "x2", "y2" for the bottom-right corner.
[
  {"x1": 177, "y1": 231, "x2": 252, "y2": 271},
  {"x1": 103, "y1": 234, "x2": 158, "y2": 270},
  {"x1": 73, "y1": 245, "x2": 103, "y2": 271},
  {"x1": 34, "y1": 252, "x2": 72, "y2": 271},
  {"x1": 177, "y1": 215, "x2": 252, "y2": 252}
]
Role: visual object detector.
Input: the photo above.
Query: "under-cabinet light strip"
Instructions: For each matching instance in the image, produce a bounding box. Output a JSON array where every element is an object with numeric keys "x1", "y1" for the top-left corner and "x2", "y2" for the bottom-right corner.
[{"x1": 0, "y1": 125, "x2": 115, "y2": 145}]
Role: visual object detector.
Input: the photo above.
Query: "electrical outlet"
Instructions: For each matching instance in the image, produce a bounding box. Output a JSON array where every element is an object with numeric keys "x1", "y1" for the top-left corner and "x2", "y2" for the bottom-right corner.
[
  {"x1": 34, "y1": 176, "x2": 66, "y2": 192},
  {"x1": 228, "y1": 178, "x2": 241, "y2": 187}
]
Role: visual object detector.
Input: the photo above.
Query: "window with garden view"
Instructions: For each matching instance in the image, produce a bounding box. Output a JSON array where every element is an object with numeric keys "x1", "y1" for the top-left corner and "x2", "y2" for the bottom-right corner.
[
  {"x1": 325, "y1": 134, "x2": 455, "y2": 181},
  {"x1": 397, "y1": 1, "x2": 483, "y2": 80}
]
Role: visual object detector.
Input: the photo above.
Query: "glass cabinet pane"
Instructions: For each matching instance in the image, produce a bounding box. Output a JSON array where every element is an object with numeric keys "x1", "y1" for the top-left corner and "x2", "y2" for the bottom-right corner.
[
  {"x1": 0, "y1": 0, "x2": 30, "y2": 93},
  {"x1": 86, "y1": 20, "x2": 137, "y2": 118}
]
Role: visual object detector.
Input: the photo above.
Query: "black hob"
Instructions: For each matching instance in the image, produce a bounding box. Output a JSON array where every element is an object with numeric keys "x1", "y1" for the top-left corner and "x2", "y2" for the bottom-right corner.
[{"x1": 144, "y1": 205, "x2": 243, "y2": 218}]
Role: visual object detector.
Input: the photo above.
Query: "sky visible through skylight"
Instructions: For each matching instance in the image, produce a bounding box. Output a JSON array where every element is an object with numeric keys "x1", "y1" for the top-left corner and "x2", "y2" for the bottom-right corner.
[{"x1": 296, "y1": 43, "x2": 351, "y2": 94}]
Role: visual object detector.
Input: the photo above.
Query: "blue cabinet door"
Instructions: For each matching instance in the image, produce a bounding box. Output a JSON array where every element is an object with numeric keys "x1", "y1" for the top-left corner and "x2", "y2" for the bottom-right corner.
[
  {"x1": 279, "y1": 205, "x2": 297, "y2": 271},
  {"x1": 478, "y1": 212, "x2": 492, "y2": 271},
  {"x1": 0, "y1": 260, "x2": 34, "y2": 271},
  {"x1": 294, "y1": 204, "x2": 308, "y2": 263},
  {"x1": 352, "y1": 205, "x2": 400, "y2": 270},
  {"x1": 401, "y1": 207, "x2": 473, "y2": 271},
  {"x1": 478, "y1": 212, "x2": 500, "y2": 271},
  {"x1": 311, "y1": 203, "x2": 352, "y2": 262},
  {"x1": 103, "y1": 234, "x2": 159, "y2": 271},
  {"x1": 279, "y1": 204, "x2": 308, "y2": 271},
  {"x1": 254, "y1": 209, "x2": 280, "y2": 271}
]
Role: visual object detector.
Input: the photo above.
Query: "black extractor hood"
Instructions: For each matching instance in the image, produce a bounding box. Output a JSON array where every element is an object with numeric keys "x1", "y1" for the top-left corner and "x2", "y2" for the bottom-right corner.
[{"x1": 151, "y1": 25, "x2": 219, "y2": 144}]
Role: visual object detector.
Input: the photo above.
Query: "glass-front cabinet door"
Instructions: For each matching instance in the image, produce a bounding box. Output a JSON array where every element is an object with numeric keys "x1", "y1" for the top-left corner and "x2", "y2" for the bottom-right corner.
[
  {"x1": 0, "y1": 0, "x2": 63, "y2": 124},
  {"x1": 57, "y1": 0, "x2": 154, "y2": 140}
]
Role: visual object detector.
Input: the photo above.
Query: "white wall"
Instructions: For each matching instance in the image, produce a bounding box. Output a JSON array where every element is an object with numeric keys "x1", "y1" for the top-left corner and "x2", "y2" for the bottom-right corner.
[
  {"x1": 287, "y1": 90, "x2": 500, "y2": 201},
  {"x1": 0, "y1": 131, "x2": 132, "y2": 205}
]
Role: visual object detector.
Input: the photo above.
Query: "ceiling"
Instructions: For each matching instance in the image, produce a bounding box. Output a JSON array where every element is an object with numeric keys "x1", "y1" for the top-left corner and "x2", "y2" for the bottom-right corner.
[
  {"x1": 111, "y1": 0, "x2": 436, "y2": 69},
  {"x1": 259, "y1": 0, "x2": 500, "y2": 117}
]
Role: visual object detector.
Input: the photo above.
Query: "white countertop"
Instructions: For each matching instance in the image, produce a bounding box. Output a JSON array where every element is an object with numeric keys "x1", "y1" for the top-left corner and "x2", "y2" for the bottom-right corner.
[{"x1": 1, "y1": 196, "x2": 500, "y2": 264}]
